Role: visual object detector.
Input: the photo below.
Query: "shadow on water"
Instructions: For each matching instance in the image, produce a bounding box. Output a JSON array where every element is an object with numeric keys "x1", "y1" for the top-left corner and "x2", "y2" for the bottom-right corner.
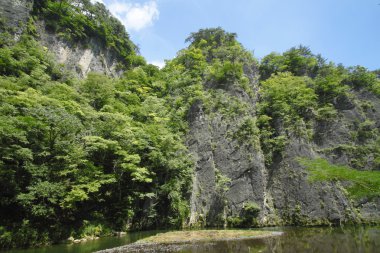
[
  {"x1": 0, "y1": 230, "x2": 161, "y2": 253},
  {"x1": 2, "y1": 226, "x2": 380, "y2": 253}
]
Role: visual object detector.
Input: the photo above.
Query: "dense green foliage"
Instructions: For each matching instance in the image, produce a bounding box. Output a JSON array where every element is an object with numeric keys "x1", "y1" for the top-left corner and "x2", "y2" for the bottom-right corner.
[
  {"x1": 1, "y1": 0, "x2": 380, "y2": 247},
  {"x1": 257, "y1": 72, "x2": 316, "y2": 165},
  {"x1": 227, "y1": 201, "x2": 261, "y2": 228},
  {"x1": 162, "y1": 27, "x2": 257, "y2": 120},
  {"x1": 256, "y1": 45, "x2": 380, "y2": 167},
  {"x1": 260, "y1": 73, "x2": 316, "y2": 123},
  {"x1": 299, "y1": 158, "x2": 380, "y2": 199},
  {"x1": 1, "y1": 18, "x2": 263, "y2": 248},
  {"x1": 0, "y1": 30, "x2": 191, "y2": 249},
  {"x1": 259, "y1": 45, "x2": 325, "y2": 80}
]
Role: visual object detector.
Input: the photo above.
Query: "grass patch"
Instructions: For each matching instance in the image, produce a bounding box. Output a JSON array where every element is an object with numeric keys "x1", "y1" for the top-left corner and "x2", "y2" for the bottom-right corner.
[
  {"x1": 298, "y1": 158, "x2": 380, "y2": 199},
  {"x1": 136, "y1": 230, "x2": 279, "y2": 244}
]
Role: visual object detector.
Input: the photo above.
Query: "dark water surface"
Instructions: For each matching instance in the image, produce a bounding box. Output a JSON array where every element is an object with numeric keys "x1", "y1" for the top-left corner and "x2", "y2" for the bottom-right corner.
[
  {"x1": 171, "y1": 226, "x2": 380, "y2": 253},
  {"x1": 2, "y1": 226, "x2": 380, "y2": 253},
  {"x1": 0, "y1": 230, "x2": 160, "y2": 253}
]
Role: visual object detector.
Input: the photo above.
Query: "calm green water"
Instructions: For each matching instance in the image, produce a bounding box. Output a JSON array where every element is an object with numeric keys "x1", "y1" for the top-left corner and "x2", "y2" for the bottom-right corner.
[
  {"x1": 0, "y1": 230, "x2": 160, "y2": 253},
  {"x1": 2, "y1": 226, "x2": 380, "y2": 253},
  {"x1": 174, "y1": 226, "x2": 380, "y2": 253}
]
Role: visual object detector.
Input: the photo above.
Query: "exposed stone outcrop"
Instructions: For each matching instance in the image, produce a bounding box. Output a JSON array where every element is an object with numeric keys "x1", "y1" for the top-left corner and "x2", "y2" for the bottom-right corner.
[
  {"x1": 36, "y1": 23, "x2": 122, "y2": 78},
  {"x1": 187, "y1": 66, "x2": 272, "y2": 226},
  {"x1": 1, "y1": 0, "x2": 378, "y2": 230},
  {"x1": 0, "y1": 0, "x2": 123, "y2": 78},
  {"x1": 0, "y1": 0, "x2": 33, "y2": 34},
  {"x1": 187, "y1": 67, "x2": 380, "y2": 227}
]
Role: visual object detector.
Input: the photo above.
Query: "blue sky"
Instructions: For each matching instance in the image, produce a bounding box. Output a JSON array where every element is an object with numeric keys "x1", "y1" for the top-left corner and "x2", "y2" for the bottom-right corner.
[{"x1": 95, "y1": 0, "x2": 379, "y2": 70}]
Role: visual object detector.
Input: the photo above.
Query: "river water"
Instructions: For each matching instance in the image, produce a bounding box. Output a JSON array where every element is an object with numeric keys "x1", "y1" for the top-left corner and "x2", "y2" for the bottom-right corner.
[
  {"x1": 2, "y1": 226, "x2": 380, "y2": 253},
  {"x1": 0, "y1": 231, "x2": 159, "y2": 253},
  {"x1": 173, "y1": 226, "x2": 380, "y2": 253}
]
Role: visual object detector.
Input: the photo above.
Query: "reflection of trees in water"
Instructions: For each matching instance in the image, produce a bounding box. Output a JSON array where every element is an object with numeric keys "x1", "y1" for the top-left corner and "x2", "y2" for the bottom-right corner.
[
  {"x1": 262, "y1": 227, "x2": 380, "y2": 253},
  {"x1": 177, "y1": 239, "x2": 268, "y2": 253},
  {"x1": 114, "y1": 226, "x2": 380, "y2": 253}
]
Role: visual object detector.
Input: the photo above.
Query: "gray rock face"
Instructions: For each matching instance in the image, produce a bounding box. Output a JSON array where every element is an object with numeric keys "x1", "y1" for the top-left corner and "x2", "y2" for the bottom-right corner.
[
  {"x1": 0, "y1": 0, "x2": 33, "y2": 34},
  {"x1": 37, "y1": 23, "x2": 122, "y2": 78},
  {"x1": 187, "y1": 73, "x2": 271, "y2": 226},
  {"x1": 0, "y1": 0, "x2": 122, "y2": 78},
  {"x1": 187, "y1": 71, "x2": 380, "y2": 227},
  {"x1": 267, "y1": 139, "x2": 359, "y2": 225},
  {"x1": 1, "y1": 0, "x2": 378, "y2": 229}
]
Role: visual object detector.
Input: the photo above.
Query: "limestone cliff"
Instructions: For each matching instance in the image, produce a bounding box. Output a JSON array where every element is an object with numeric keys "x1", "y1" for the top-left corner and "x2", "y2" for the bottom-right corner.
[
  {"x1": 0, "y1": 0, "x2": 124, "y2": 78},
  {"x1": 187, "y1": 80, "x2": 269, "y2": 226},
  {"x1": 1, "y1": 0, "x2": 379, "y2": 230},
  {"x1": 36, "y1": 26, "x2": 122, "y2": 78},
  {"x1": 183, "y1": 39, "x2": 380, "y2": 227},
  {"x1": 0, "y1": 0, "x2": 32, "y2": 33},
  {"x1": 187, "y1": 82, "x2": 380, "y2": 227}
]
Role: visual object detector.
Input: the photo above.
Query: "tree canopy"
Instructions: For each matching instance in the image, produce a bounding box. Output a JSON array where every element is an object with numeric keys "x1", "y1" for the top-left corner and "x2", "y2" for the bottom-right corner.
[{"x1": 1, "y1": 3, "x2": 380, "y2": 247}]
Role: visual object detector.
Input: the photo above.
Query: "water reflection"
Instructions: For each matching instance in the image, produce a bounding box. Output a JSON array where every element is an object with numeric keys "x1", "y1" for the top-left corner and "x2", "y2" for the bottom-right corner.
[
  {"x1": 2, "y1": 226, "x2": 380, "y2": 253},
  {"x1": 174, "y1": 226, "x2": 380, "y2": 253},
  {"x1": 0, "y1": 230, "x2": 160, "y2": 253}
]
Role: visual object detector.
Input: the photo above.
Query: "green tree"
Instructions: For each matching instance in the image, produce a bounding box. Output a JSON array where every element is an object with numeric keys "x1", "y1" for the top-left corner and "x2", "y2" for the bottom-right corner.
[
  {"x1": 79, "y1": 72, "x2": 114, "y2": 110},
  {"x1": 259, "y1": 45, "x2": 325, "y2": 80},
  {"x1": 259, "y1": 72, "x2": 317, "y2": 120}
]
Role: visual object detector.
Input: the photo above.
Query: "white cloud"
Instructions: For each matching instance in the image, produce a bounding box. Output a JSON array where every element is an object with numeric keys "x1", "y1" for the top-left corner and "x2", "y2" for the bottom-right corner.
[
  {"x1": 90, "y1": 0, "x2": 104, "y2": 4},
  {"x1": 149, "y1": 60, "x2": 165, "y2": 69},
  {"x1": 108, "y1": 1, "x2": 159, "y2": 32}
]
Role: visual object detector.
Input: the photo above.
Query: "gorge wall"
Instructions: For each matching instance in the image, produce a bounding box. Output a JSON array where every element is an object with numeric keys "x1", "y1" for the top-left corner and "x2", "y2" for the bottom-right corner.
[
  {"x1": 1, "y1": 0, "x2": 379, "y2": 238},
  {"x1": 0, "y1": 0, "x2": 123, "y2": 78},
  {"x1": 183, "y1": 44, "x2": 380, "y2": 226}
]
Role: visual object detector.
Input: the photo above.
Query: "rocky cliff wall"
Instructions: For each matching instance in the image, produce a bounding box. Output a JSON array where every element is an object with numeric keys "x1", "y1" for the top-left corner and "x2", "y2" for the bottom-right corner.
[
  {"x1": 0, "y1": 0, "x2": 33, "y2": 34},
  {"x1": 187, "y1": 70, "x2": 380, "y2": 227},
  {"x1": 1, "y1": 0, "x2": 378, "y2": 228},
  {"x1": 186, "y1": 65, "x2": 272, "y2": 226},
  {"x1": 36, "y1": 23, "x2": 122, "y2": 78},
  {"x1": 0, "y1": 0, "x2": 122, "y2": 78}
]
